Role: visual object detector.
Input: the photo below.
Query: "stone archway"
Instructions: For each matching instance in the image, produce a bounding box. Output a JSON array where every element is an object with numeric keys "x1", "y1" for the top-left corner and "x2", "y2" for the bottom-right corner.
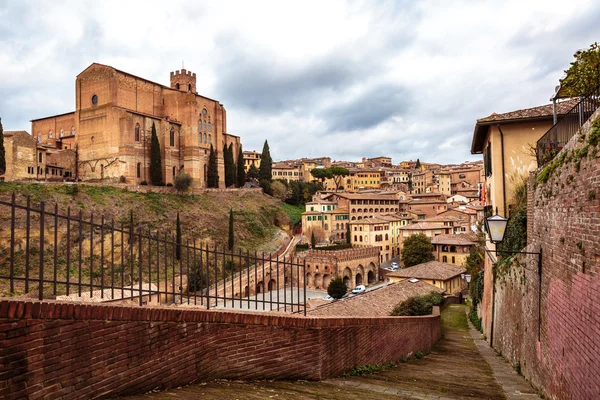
[
  {"x1": 322, "y1": 274, "x2": 331, "y2": 289},
  {"x1": 356, "y1": 265, "x2": 364, "y2": 286},
  {"x1": 368, "y1": 270, "x2": 376, "y2": 284},
  {"x1": 306, "y1": 273, "x2": 314, "y2": 288},
  {"x1": 256, "y1": 281, "x2": 264, "y2": 294},
  {"x1": 314, "y1": 273, "x2": 322, "y2": 289},
  {"x1": 268, "y1": 279, "x2": 276, "y2": 291},
  {"x1": 355, "y1": 273, "x2": 363, "y2": 285},
  {"x1": 343, "y1": 267, "x2": 352, "y2": 288}
]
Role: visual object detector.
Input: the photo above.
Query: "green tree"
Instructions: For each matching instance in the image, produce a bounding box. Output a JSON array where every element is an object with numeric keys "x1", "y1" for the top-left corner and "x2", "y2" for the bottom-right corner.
[
  {"x1": 311, "y1": 231, "x2": 316, "y2": 248},
  {"x1": 207, "y1": 144, "x2": 219, "y2": 188},
  {"x1": 259, "y1": 179, "x2": 272, "y2": 195},
  {"x1": 174, "y1": 172, "x2": 193, "y2": 193},
  {"x1": 236, "y1": 145, "x2": 246, "y2": 187},
  {"x1": 329, "y1": 166, "x2": 350, "y2": 192},
  {"x1": 415, "y1": 159, "x2": 421, "y2": 170},
  {"x1": 227, "y1": 143, "x2": 236, "y2": 187},
  {"x1": 327, "y1": 277, "x2": 347, "y2": 299},
  {"x1": 0, "y1": 118, "x2": 5, "y2": 175},
  {"x1": 271, "y1": 180, "x2": 287, "y2": 201},
  {"x1": 176, "y1": 212, "x2": 182, "y2": 260},
  {"x1": 228, "y1": 208, "x2": 234, "y2": 251},
  {"x1": 149, "y1": 122, "x2": 163, "y2": 185},
  {"x1": 560, "y1": 42, "x2": 600, "y2": 97},
  {"x1": 401, "y1": 233, "x2": 434, "y2": 267},
  {"x1": 223, "y1": 143, "x2": 232, "y2": 187},
  {"x1": 310, "y1": 168, "x2": 333, "y2": 184},
  {"x1": 258, "y1": 140, "x2": 272, "y2": 182},
  {"x1": 346, "y1": 224, "x2": 351, "y2": 244},
  {"x1": 390, "y1": 291, "x2": 443, "y2": 316},
  {"x1": 465, "y1": 246, "x2": 484, "y2": 276},
  {"x1": 247, "y1": 164, "x2": 259, "y2": 181}
]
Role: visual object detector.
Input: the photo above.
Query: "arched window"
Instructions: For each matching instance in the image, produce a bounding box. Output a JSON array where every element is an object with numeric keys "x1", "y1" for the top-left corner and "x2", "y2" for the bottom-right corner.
[
  {"x1": 48, "y1": 130, "x2": 53, "y2": 139},
  {"x1": 168, "y1": 128, "x2": 174, "y2": 147},
  {"x1": 385, "y1": 234, "x2": 388, "y2": 240},
  {"x1": 135, "y1": 123, "x2": 140, "y2": 142},
  {"x1": 208, "y1": 123, "x2": 212, "y2": 132},
  {"x1": 136, "y1": 163, "x2": 141, "y2": 178},
  {"x1": 204, "y1": 133, "x2": 207, "y2": 143},
  {"x1": 450, "y1": 246, "x2": 456, "y2": 253},
  {"x1": 442, "y1": 256, "x2": 447, "y2": 263},
  {"x1": 176, "y1": 83, "x2": 180, "y2": 90},
  {"x1": 208, "y1": 134, "x2": 211, "y2": 144},
  {"x1": 59, "y1": 129, "x2": 64, "y2": 138},
  {"x1": 359, "y1": 236, "x2": 363, "y2": 242},
  {"x1": 198, "y1": 120, "x2": 202, "y2": 132},
  {"x1": 204, "y1": 121, "x2": 207, "y2": 131},
  {"x1": 188, "y1": 83, "x2": 191, "y2": 92},
  {"x1": 71, "y1": 126, "x2": 76, "y2": 136},
  {"x1": 172, "y1": 166, "x2": 176, "y2": 177}
]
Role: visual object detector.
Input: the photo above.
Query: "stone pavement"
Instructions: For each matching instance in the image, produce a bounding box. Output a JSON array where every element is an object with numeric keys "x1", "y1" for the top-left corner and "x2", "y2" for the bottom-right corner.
[{"x1": 128, "y1": 305, "x2": 540, "y2": 400}]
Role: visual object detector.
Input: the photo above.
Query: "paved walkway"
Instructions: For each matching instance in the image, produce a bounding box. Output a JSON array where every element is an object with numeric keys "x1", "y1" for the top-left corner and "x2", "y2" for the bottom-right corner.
[{"x1": 128, "y1": 305, "x2": 540, "y2": 400}]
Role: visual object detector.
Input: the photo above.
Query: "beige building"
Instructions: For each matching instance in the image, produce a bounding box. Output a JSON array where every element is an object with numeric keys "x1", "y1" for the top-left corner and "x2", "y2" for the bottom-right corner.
[
  {"x1": 412, "y1": 170, "x2": 433, "y2": 194},
  {"x1": 272, "y1": 162, "x2": 301, "y2": 182},
  {"x1": 397, "y1": 222, "x2": 453, "y2": 250},
  {"x1": 471, "y1": 99, "x2": 577, "y2": 216},
  {"x1": 387, "y1": 261, "x2": 465, "y2": 294},
  {"x1": 344, "y1": 169, "x2": 382, "y2": 192},
  {"x1": 431, "y1": 234, "x2": 479, "y2": 266},
  {"x1": 437, "y1": 171, "x2": 452, "y2": 195},
  {"x1": 301, "y1": 199, "x2": 349, "y2": 243},
  {"x1": 350, "y1": 214, "x2": 403, "y2": 263},
  {"x1": 30, "y1": 63, "x2": 241, "y2": 187},
  {"x1": 326, "y1": 192, "x2": 402, "y2": 221}
]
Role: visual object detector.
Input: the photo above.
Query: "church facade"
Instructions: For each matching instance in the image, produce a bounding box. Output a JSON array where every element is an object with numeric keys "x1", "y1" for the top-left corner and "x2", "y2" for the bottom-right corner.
[{"x1": 31, "y1": 63, "x2": 240, "y2": 187}]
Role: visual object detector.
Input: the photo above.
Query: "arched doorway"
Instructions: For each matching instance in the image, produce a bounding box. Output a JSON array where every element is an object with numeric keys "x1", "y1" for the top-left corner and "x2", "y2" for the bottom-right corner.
[
  {"x1": 244, "y1": 286, "x2": 249, "y2": 297},
  {"x1": 343, "y1": 276, "x2": 351, "y2": 288},
  {"x1": 343, "y1": 267, "x2": 352, "y2": 288},
  {"x1": 322, "y1": 274, "x2": 331, "y2": 289},
  {"x1": 355, "y1": 273, "x2": 363, "y2": 285},
  {"x1": 306, "y1": 273, "x2": 314, "y2": 288},
  {"x1": 268, "y1": 279, "x2": 276, "y2": 291},
  {"x1": 256, "y1": 281, "x2": 264, "y2": 294},
  {"x1": 314, "y1": 273, "x2": 322, "y2": 289},
  {"x1": 356, "y1": 265, "x2": 364, "y2": 286},
  {"x1": 368, "y1": 270, "x2": 376, "y2": 284}
]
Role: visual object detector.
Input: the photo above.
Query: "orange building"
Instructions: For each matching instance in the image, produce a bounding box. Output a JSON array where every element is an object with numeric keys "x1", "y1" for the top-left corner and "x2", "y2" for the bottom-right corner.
[{"x1": 30, "y1": 63, "x2": 240, "y2": 187}]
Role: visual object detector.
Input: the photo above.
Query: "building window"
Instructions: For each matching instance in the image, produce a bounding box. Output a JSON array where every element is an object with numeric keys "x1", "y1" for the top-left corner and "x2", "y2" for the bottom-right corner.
[
  {"x1": 38, "y1": 153, "x2": 43, "y2": 163},
  {"x1": 48, "y1": 131, "x2": 53, "y2": 139},
  {"x1": 208, "y1": 134, "x2": 211, "y2": 144},
  {"x1": 71, "y1": 126, "x2": 76, "y2": 136},
  {"x1": 198, "y1": 120, "x2": 202, "y2": 132},
  {"x1": 204, "y1": 133, "x2": 207, "y2": 143},
  {"x1": 176, "y1": 83, "x2": 180, "y2": 90},
  {"x1": 173, "y1": 166, "x2": 176, "y2": 177},
  {"x1": 452, "y1": 256, "x2": 455, "y2": 264},
  {"x1": 170, "y1": 128, "x2": 175, "y2": 147},
  {"x1": 442, "y1": 256, "x2": 447, "y2": 262},
  {"x1": 60, "y1": 129, "x2": 64, "y2": 138},
  {"x1": 135, "y1": 123, "x2": 140, "y2": 142},
  {"x1": 37, "y1": 135, "x2": 41, "y2": 143},
  {"x1": 188, "y1": 83, "x2": 191, "y2": 92},
  {"x1": 91, "y1": 94, "x2": 98, "y2": 106},
  {"x1": 137, "y1": 163, "x2": 141, "y2": 178}
]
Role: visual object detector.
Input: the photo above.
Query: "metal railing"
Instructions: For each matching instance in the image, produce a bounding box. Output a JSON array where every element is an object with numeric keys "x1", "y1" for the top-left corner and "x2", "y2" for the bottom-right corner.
[
  {"x1": 0, "y1": 193, "x2": 307, "y2": 314},
  {"x1": 536, "y1": 81, "x2": 600, "y2": 167}
]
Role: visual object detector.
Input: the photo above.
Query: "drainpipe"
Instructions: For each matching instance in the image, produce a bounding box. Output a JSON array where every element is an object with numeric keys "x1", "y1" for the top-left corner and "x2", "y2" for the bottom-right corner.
[{"x1": 497, "y1": 125, "x2": 508, "y2": 217}]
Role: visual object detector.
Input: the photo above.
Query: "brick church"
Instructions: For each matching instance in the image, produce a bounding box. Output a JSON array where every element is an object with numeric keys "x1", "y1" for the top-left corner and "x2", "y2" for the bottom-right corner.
[{"x1": 27, "y1": 62, "x2": 240, "y2": 187}]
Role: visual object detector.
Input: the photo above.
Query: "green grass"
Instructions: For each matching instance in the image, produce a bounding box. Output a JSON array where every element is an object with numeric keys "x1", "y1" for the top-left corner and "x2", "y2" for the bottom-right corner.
[
  {"x1": 441, "y1": 304, "x2": 468, "y2": 330},
  {"x1": 280, "y1": 202, "x2": 304, "y2": 226}
]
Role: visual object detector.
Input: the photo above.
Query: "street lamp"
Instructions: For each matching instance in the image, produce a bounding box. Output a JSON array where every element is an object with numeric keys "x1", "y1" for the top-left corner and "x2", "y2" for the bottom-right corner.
[{"x1": 484, "y1": 213, "x2": 509, "y2": 244}]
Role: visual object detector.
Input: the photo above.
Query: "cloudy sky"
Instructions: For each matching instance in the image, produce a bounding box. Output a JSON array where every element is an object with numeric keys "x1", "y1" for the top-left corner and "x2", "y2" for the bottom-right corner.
[{"x1": 1, "y1": 0, "x2": 599, "y2": 164}]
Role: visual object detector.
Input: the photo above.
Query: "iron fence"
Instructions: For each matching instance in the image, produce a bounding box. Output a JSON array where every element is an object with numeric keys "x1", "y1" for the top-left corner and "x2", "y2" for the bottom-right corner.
[
  {"x1": 536, "y1": 77, "x2": 600, "y2": 167},
  {"x1": 0, "y1": 193, "x2": 307, "y2": 315}
]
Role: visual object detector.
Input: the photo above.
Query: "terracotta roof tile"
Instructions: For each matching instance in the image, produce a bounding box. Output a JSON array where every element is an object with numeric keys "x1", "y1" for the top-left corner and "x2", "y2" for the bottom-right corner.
[
  {"x1": 388, "y1": 261, "x2": 466, "y2": 281},
  {"x1": 477, "y1": 98, "x2": 578, "y2": 123}
]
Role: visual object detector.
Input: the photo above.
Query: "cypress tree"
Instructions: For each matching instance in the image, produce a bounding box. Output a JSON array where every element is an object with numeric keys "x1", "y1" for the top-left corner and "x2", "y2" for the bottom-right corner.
[
  {"x1": 223, "y1": 143, "x2": 231, "y2": 187},
  {"x1": 415, "y1": 158, "x2": 421, "y2": 170},
  {"x1": 227, "y1": 143, "x2": 236, "y2": 188},
  {"x1": 346, "y1": 223, "x2": 351, "y2": 244},
  {"x1": 259, "y1": 140, "x2": 272, "y2": 182},
  {"x1": 311, "y1": 231, "x2": 316, "y2": 248},
  {"x1": 228, "y1": 208, "x2": 234, "y2": 251},
  {"x1": 176, "y1": 212, "x2": 182, "y2": 260},
  {"x1": 236, "y1": 145, "x2": 246, "y2": 187},
  {"x1": 149, "y1": 122, "x2": 163, "y2": 185},
  {"x1": 207, "y1": 144, "x2": 219, "y2": 188},
  {"x1": 0, "y1": 118, "x2": 5, "y2": 176}
]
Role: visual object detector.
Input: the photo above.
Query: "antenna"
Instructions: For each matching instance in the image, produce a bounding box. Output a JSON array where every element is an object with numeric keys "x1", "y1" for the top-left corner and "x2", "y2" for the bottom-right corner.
[{"x1": 182, "y1": 59, "x2": 184, "y2": 69}]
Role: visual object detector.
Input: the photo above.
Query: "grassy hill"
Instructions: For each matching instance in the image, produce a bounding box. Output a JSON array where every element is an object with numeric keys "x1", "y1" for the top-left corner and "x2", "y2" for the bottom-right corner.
[{"x1": 0, "y1": 183, "x2": 293, "y2": 254}]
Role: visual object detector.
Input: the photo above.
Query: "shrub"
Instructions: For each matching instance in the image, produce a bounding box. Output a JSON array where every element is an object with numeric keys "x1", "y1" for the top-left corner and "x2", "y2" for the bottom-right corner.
[
  {"x1": 174, "y1": 172, "x2": 193, "y2": 193},
  {"x1": 259, "y1": 179, "x2": 272, "y2": 195},
  {"x1": 390, "y1": 291, "x2": 443, "y2": 316},
  {"x1": 327, "y1": 277, "x2": 347, "y2": 299},
  {"x1": 65, "y1": 184, "x2": 79, "y2": 196},
  {"x1": 401, "y1": 233, "x2": 434, "y2": 267},
  {"x1": 119, "y1": 175, "x2": 127, "y2": 183}
]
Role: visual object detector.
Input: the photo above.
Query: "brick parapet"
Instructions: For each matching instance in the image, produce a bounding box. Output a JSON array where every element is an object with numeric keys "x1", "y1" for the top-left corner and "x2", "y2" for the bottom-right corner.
[{"x1": 0, "y1": 299, "x2": 440, "y2": 398}]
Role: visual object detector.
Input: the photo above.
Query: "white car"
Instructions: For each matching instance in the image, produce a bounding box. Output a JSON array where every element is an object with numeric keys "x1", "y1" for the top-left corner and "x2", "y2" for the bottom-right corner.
[
  {"x1": 391, "y1": 261, "x2": 398, "y2": 268},
  {"x1": 351, "y1": 285, "x2": 366, "y2": 294},
  {"x1": 323, "y1": 295, "x2": 334, "y2": 301}
]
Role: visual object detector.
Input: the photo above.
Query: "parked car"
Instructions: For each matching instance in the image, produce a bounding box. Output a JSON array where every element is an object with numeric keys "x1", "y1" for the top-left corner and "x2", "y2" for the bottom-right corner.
[
  {"x1": 351, "y1": 285, "x2": 366, "y2": 294},
  {"x1": 323, "y1": 295, "x2": 334, "y2": 301},
  {"x1": 391, "y1": 261, "x2": 398, "y2": 268}
]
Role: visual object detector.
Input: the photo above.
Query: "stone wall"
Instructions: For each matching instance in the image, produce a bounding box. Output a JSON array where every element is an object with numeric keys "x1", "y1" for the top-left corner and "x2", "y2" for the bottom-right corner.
[
  {"x1": 0, "y1": 299, "x2": 441, "y2": 399},
  {"x1": 482, "y1": 108, "x2": 600, "y2": 400}
]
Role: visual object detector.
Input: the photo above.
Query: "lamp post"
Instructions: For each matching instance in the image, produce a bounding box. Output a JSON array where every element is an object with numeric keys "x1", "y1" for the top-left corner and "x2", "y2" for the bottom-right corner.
[{"x1": 483, "y1": 210, "x2": 543, "y2": 346}]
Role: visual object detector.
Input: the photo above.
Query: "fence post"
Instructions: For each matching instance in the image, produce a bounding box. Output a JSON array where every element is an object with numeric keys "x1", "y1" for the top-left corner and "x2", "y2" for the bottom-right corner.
[
  {"x1": 9, "y1": 192, "x2": 15, "y2": 294},
  {"x1": 39, "y1": 201, "x2": 45, "y2": 300}
]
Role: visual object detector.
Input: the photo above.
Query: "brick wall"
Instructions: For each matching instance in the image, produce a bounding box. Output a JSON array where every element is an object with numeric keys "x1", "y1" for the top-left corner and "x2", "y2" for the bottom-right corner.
[
  {"x1": 0, "y1": 299, "x2": 441, "y2": 399},
  {"x1": 484, "y1": 108, "x2": 600, "y2": 400}
]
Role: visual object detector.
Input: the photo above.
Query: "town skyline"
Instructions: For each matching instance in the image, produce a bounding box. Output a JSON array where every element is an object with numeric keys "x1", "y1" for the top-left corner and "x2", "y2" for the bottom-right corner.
[{"x1": 2, "y1": 0, "x2": 600, "y2": 164}]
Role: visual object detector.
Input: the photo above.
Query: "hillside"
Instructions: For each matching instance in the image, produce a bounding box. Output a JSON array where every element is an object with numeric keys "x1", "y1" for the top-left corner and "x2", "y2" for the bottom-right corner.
[{"x1": 0, "y1": 183, "x2": 292, "y2": 254}]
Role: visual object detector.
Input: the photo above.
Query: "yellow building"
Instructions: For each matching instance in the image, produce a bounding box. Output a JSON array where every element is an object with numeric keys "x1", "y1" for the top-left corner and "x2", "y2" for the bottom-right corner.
[
  {"x1": 397, "y1": 223, "x2": 452, "y2": 250},
  {"x1": 243, "y1": 150, "x2": 261, "y2": 172},
  {"x1": 431, "y1": 234, "x2": 479, "y2": 266},
  {"x1": 272, "y1": 163, "x2": 301, "y2": 182},
  {"x1": 345, "y1": 169, "x2": 382, "y2": 192},
  {"x1": 471, "y1": 99, "x2": 577, "y2": 216},
  {"x1": 437, "y1": 171, "x2": 452, "y2": 195},
  {"x1": 387, "y1": 261, "x2": 465, "y2": 294}
]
